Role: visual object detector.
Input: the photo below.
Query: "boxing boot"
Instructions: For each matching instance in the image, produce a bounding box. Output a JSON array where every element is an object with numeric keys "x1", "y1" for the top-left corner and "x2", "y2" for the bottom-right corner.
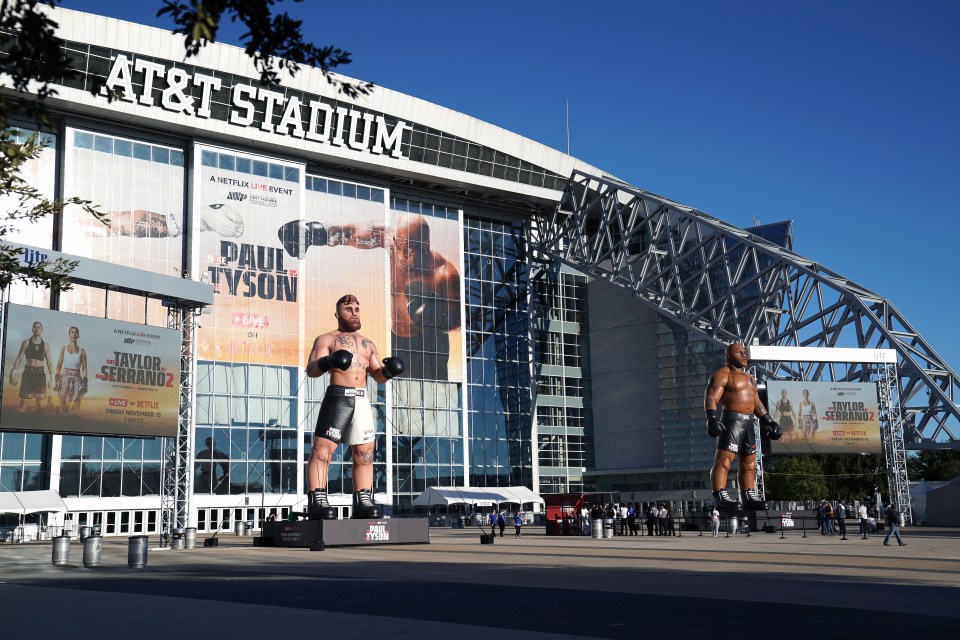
[
  {"x1": 713, "y1": 489, "x2": 742, "y2": 511},
  {"x1": 741, "y1": 488, "x2": 769, "y2": 511},
  {"x1": 352, "y1": 489, "x2": 383, "y2": 519},
  {"x1": 307, "y1": 488, "x2": 338, "y2": 520}
]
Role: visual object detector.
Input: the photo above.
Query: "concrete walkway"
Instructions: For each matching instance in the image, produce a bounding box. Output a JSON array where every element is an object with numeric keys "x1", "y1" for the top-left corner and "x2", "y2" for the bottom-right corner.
[{"x1": 2, "y1": 524, "x2": 958, "y2": 638}]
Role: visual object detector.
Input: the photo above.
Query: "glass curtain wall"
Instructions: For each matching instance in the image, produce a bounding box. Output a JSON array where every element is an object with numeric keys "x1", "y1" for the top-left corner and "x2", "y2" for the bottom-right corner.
[
  {"x1": 463, "y1": 216, "x2": 533, "y2": 490},
  {"x1": 532, "y1": 266, "x2": 594, "y2": 494},
  {"x1": 195, "y1": 362, "x2": 299, "y2": 496},
  {"x1": 0, "y1": 433, "x2": 47, "y2": 492},
  {"x1": 59, "y1": 435, "x2": 163, "y2": 497}
]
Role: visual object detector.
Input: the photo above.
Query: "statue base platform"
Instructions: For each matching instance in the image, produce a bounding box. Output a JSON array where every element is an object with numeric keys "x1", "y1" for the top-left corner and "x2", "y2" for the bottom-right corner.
[{"x1": 258, "y1": 518, "x2": 429, "y2": 550}]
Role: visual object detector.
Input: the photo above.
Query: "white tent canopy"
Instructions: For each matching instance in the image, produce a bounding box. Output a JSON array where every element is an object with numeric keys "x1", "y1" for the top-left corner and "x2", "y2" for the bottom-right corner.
[
  {"x1": 0, "y1": 490, "x2": 69, "y2": 515},
  {"x1": 412, "y1": 486, "x2": 544, "y2": 508}
]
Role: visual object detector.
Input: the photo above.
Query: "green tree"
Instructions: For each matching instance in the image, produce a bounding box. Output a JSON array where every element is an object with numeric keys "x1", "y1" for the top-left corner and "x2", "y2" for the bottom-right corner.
[
  {"x1": 763, "y1": 454, "x2": 887, "y2": 503},
  {"x1": 763, "y1": 455, "x2": 829, "y2": 501},
  {"x1": 908, "y1": 450, "x2": 960, "y2": 481},
  {"x1": 1, "y1": 0, "x2": 368, "y2": 291},
  {"x1": 1, "y1": 0, "x2": 103, "y2": 290},
  {"x1": 819, "y1": 453, "x2": 885, "y2": 504}
]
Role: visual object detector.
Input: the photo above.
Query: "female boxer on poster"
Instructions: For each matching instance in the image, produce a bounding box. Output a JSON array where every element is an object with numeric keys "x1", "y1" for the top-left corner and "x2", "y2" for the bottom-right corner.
[
  {"x1": 8, "y1": 321, "x2": 54, "y2": 412},
  {"x1": 55, "y1": 325, "x2": 88, "y2": 416}
]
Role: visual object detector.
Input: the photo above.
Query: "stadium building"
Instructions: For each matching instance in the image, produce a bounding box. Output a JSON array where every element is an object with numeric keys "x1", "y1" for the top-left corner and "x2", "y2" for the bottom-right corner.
[{"x1": 1, "y1": 8, "x2": 957, "y2": 539}]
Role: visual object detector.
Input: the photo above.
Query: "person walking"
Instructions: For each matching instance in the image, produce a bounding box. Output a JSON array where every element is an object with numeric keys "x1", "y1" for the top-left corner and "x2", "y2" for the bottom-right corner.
[
  {"x1": 513, "y1": 511, "x2": 523, "y2": 538},
  {"x1": 883, "y1": 504, "x2": 907, "y2": 547},
  {"x1": 497, "y1": 510, "x2": 507, "y2": 537},
  {"x1": 858, "y1": 503, "x2": 869, "y2": 538},
  {"x1": 835, "y1": 502, "x2": 848, "y2": 539},
  {"x1": 627, "y1": 505, "x2": 638, "y2": 536},
  {"x1": 710, "y1": 506, "x2": 721, "y2": 538},
  {"x1": 489, "y1": 510, "x2": 498, "y2": 538}
]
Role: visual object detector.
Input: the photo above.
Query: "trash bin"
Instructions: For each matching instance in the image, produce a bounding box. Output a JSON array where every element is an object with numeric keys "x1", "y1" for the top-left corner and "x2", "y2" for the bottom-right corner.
[
  {"x1": 51, "y1": 536, "x2": 71, "y2": 566},
  {"x1": 82, "y1": 535, "x2": 102, "y2": 568},
  {"x1": 79, "y1": 525, "x2": 92, "y2": 542},
  {"x1": 591, "y1": 517, "x2": 604, "y2": 539},
  {"x1": 234, "y1": 521, "x2": 244, "y2": 536},
  {"x1": 603, "y1": 517, "x2": 615, "y2": 539},
  {"x1": 740, "y1": 516, "x2": 750, "y2": 535},
  {"x1": 185, "y1": 527, "x2": 197, "y2": 549},
  {"x1": 243, "y1": 521, "x2": 253, "y2": 536},
  {"x1": 128, "y1": 535, "x2": 149, "y2": 569},
  {"x1": 171, "y1": 527, "x2": 185, "y2": 550}
]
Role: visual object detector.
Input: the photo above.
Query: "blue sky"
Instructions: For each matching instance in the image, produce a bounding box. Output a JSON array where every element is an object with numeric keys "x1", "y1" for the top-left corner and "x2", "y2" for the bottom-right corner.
[{"x1": 58, "y1": 0, "x2": 960, "y2": 372}]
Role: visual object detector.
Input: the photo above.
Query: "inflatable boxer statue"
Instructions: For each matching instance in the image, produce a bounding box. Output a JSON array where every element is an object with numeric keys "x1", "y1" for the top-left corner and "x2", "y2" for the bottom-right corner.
[
  {"x1": 305, "y1": 294, "x2": 404, "y2": 519},
  {"x1": 704, "y1": 342, "x2": 782, "y2": 511}
]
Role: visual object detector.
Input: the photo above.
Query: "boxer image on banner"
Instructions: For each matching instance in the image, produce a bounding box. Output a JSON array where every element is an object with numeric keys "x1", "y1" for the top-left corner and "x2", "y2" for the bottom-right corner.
[
  {"x1": 704, "y1": 342, "x2": 782, "y2": 511},
  {"x1": 304, "y1": 294, "x2": 404, "y2": 519},
  {"x1": 83, "y1": 204, "x2": 243, "y2": 239},
  {"x1": 279, "y1": 214, "x2": 460, "y2": 380}
]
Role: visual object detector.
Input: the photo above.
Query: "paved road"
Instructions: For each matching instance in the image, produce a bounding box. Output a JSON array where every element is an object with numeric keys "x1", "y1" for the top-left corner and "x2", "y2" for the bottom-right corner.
[{"x1": 2, "y1": 524, "x2": 958, "y2": 638}]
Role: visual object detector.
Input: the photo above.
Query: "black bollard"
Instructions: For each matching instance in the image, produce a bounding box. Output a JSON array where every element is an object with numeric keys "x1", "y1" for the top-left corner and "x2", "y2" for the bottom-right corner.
[
  {"x1": 698, "y1": 522, "x2": 703, "y2": 537},
  {"x1": 801, "y1": 516, "x2": 807, "y2": 538}
]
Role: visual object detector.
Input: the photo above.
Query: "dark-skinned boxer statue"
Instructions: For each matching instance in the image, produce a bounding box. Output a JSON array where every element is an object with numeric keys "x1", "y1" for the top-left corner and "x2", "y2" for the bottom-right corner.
[
  {"x1": 705, "y1": 342, "x2": 782, "y2": 511},
  {"x1": 305, "y1": 294, "x2": 404, "y2": 519}
]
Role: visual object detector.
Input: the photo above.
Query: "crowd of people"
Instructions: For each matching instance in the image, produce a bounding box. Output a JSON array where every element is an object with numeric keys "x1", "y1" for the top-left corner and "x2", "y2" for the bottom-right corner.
[{"x1": 544, "y1": 502, "x2": 685, "y2": 536}]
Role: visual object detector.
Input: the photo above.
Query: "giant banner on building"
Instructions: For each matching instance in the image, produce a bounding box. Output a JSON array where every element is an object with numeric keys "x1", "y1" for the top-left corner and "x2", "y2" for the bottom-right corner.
[
  {"x1": 194, "y1": 146, "x2": 304, "y2": 366},
  {"x1": 300, "y1": 175, "x2": 390, "y2": 369},
  {"x1": 766, "y1": 380, "x2": 882, "y2": 454},
  {"x1": 1, "y1": 304, "x2": 180, "y2": 437},
  {"x1": 60, "y1": 128, "x2": 186, "y2": 324}
]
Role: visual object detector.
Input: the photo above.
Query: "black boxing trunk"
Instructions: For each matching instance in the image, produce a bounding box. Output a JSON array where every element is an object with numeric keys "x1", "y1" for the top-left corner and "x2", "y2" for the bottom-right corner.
[
  {"x1": 314, "y1": 385, "x2": 374, "y2": 445},
  {"x1": 716, "y1": 411, "x2": 757, "y2": 456}
]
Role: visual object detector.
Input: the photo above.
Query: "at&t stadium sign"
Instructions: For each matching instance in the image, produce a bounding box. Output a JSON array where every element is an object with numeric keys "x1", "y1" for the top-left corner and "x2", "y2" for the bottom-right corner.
[{"x1": 102, "y1": 54, "x2": 408, "y2": 159}]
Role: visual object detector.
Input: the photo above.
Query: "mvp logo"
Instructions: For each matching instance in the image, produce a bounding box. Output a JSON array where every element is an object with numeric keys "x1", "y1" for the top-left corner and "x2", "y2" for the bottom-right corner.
[
  {"x1": 226, "y1": 192, "x2": 247, "y2": 201},
  {"x1": 123, "y1": 338, "x2": 135, "y2": 344}
]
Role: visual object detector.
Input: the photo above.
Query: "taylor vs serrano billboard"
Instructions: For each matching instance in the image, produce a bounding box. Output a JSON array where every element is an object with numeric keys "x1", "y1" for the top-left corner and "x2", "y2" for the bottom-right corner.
[{"x1": 1, "y1": 304, "x2": 181, "y2": 437}]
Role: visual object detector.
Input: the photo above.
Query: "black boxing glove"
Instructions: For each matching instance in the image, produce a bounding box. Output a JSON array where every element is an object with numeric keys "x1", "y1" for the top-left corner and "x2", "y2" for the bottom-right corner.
[
  {"x1": 278, "y1": 220, "x2": 304, "y2": 258},
  {"x1": 277, "y1": 220, "x2": 328, "y2": 258},
  {"x1": 305, "y1": 221, "x2": 328, "y2": 248},
  {"x1": 759, "y1": 413, "x2": 782, "y2": 440},
  {"x1": 317, "y1": 349, "x2": 353, "y2": 373},
  {"x1": 381, "y1": 357, "x2": 404, "y2": 380},
  {"x1": 706, "y1": 409, "x2": 724, "y2": 438},
  {"x1": 405, "y1": 281, "x2": 452, "y2": 330}
]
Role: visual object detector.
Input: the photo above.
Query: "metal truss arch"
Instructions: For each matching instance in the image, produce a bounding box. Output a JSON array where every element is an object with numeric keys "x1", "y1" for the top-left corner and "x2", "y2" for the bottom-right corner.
[{"x1": 530, "y1": 171, "x2": 960, "y2": 449}]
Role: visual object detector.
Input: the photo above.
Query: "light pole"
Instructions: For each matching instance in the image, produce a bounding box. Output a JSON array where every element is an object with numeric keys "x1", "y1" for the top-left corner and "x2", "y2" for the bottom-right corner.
[{"x1": 259, "y1": 418, "x2": 278, "y2": 527}]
